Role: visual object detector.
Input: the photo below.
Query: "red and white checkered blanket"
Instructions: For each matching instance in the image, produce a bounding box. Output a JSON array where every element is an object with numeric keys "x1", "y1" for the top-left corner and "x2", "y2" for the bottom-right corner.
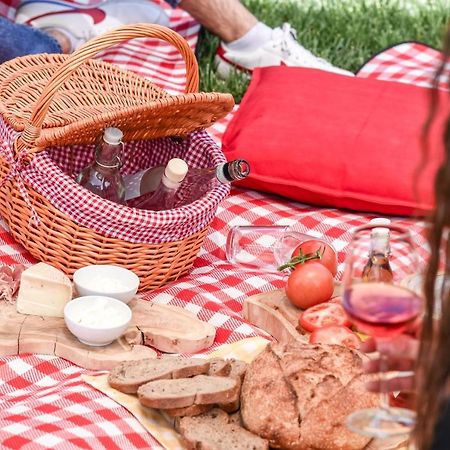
[{"x1": 0, "y1": 2, "x2": 448, "y2": 449}]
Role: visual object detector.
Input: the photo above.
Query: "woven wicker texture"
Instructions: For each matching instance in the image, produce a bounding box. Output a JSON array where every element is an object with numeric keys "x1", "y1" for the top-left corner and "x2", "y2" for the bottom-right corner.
[
  {"x1": 0, "y1": 24, "x2": 234, "y2": 152},
  {"x1": 0, "y1": 24, "x2": 234, "y2": 291}
]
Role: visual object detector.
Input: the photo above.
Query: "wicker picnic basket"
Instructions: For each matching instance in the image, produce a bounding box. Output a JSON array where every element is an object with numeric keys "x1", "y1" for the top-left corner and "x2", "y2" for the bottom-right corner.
[{"x1": 0, "y1": 24, "x2": 235, "y2": 291}]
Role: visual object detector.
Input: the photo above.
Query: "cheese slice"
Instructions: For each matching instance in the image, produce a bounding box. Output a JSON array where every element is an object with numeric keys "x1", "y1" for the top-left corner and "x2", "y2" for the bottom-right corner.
[{"x1": 16, "y1": 262, "x2": 73, "y2": 317}]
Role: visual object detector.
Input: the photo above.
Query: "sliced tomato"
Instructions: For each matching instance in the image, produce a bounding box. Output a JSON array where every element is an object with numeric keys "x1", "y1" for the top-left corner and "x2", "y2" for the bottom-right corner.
[
  {"x1": 299, "y1": 302, "x2": 351, "y2": 332},
  {"x1": 309, "y1": 325, "x2": 361, "y2": 349}
]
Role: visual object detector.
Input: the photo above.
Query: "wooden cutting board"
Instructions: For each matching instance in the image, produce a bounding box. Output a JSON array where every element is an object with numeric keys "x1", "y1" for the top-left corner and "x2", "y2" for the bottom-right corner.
[
  {"x1": 0, "y1": 298, "x2": 216, "y2": 370},
  {"x1": 243, "y1": 288, "x2": 306, "y2": 343}
]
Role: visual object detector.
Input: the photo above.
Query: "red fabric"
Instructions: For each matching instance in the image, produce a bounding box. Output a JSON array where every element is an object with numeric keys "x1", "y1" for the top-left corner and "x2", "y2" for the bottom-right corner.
[{"x1": 222, "y1": 66, "x2": 448, "y2": 216}]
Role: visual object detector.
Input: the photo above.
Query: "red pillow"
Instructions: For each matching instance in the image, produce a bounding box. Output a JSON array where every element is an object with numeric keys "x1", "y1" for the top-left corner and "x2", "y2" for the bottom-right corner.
[{"x1": 222, "y1": 67, "x2": 447, "y2": 216}]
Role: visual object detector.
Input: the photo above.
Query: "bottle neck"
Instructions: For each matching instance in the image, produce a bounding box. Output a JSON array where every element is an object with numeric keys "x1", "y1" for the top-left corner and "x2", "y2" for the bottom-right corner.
[
  {"x1": 370, "y1": 233, "x2": 390, "y2": 256},
  {"x1": 216, "y1": 159, "x2": 250, "y2": 184},
  {"x1": 160, "y1": 174, "x2": 182, "y2": 191},
  {"x1": 95, "y1": 141, "x2": 122, "y2": 169}
]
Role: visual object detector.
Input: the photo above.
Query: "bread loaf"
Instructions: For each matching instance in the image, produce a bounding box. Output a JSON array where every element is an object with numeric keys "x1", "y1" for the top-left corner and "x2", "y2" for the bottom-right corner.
[
  {"x1": 178, "y1": 408, "x2": 269, "y2": 450},
  {"x1": 240, "y1": 341, "x2": 379, "y2": 450},
  {"x1": 108, "y1": 357, "x2": 210, "y2": 394}
]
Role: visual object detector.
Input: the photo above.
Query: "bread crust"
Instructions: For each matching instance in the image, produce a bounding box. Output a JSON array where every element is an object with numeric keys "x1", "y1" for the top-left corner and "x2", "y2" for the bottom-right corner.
[{"x1": 240, "y1": 342, "x2": 378, "y2": 450}]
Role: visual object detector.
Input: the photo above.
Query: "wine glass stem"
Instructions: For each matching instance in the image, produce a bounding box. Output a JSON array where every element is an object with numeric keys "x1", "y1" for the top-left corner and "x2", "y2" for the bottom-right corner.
[{"x1": 378, "y1": 338, "x2": 391, "y2": 411}]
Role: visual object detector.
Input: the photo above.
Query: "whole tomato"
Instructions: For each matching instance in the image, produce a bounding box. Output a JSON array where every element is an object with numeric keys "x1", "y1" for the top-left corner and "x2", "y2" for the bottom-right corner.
[
  {"x1": 291, "y1": 239, "x2": 338, "y2": 276},
  {"x1": 285, "y1": 262, "x2": 334, "y2": 309}
]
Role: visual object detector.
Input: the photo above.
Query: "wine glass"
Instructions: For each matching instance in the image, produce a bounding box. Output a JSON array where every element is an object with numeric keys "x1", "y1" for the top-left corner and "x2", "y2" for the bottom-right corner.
[
  {"x1": 225, "y1": 225, "x2": 317, "y2": 272},
  {"x1": 342, "y1": 223, "x2": 422, "y2": 439}
]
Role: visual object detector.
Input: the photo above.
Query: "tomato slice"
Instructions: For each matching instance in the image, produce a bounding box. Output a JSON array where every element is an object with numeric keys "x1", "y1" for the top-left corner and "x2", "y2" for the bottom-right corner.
[
  {"x1": 309, "y1": 325, "x2": 361, "y2": 349},
  {"x1": 299, "y1": 302, "x2": 351, "y2": 332}
]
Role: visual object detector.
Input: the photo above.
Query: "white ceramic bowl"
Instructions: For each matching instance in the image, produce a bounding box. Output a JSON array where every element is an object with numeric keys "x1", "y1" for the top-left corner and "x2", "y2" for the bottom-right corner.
[
  {"x1": 64, "y1": 295, "x2": 132, "y2": 346},
  {"x1": 73, "y1": 265, "x2": 140, "y2": 304}
]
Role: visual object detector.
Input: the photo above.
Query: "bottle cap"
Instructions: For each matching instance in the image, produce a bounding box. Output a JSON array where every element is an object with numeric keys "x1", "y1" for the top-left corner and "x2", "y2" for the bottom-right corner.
[
  {"x1": 165, "y1": 158, "x2": 188, "y2": 183},
  {"x1": 370, "y1": 217, "x2": 391, "y2": 235},
  {"x1": 103, "y1": 127, "x2": 123, "y2": 145}
]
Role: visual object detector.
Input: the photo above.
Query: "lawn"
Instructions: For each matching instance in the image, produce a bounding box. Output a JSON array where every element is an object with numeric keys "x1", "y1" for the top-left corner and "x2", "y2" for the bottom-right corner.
[{"x1": 196, "y1": 0, "x2": 450, "y2": 102}]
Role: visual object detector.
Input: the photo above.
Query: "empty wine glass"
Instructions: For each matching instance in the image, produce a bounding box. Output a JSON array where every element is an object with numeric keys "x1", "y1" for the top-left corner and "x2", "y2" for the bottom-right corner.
[
  {"x1": 225, "y1": 225, "x2": 320, "y2": 272},
  {"x1": 342, "y1": 223, "x2": 423, "y2": 439}
]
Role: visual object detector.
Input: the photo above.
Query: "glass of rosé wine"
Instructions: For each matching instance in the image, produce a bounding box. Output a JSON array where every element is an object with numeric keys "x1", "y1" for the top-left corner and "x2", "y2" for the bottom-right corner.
[{"x1": 342, "y1": 223, "x2": 422, "y2": 439}]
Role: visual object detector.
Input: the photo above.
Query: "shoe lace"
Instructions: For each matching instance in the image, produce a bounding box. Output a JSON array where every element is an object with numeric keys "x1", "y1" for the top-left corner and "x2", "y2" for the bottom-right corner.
[{"x1": 271, "y1": 23, "x2": 331, "y2": 66}]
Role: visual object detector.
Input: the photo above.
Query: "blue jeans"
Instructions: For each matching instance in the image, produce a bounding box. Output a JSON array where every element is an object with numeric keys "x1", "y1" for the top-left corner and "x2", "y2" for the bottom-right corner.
[
  {"x1": 0, "y1": 16, "x2": 61, "y2": 63},
  {"x1": 0, "y1": 0, "x2": 182, "y2": 64}
]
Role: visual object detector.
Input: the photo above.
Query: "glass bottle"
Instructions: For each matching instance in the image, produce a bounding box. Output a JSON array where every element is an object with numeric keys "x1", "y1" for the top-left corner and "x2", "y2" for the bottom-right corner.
[
  {"x1": 134, "y1": 158, "x2": 188, "y2": 211},
  {"x1": 362, "y1": 218, "x2": 394, "y2": 283},
  {"x1": 77, "y1": 127, "x2": 125, "y2": 204},
  {"x1": 178, "y1": 159, "x2": 251, "y2": 206}
]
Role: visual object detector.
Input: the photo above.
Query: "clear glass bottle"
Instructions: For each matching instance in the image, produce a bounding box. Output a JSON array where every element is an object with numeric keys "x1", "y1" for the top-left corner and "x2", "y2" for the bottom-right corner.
[
  {"x1": 362, "y1": 218, "x2": 394, "y2": 283},
  {"x1": 77, "y1": 127, "x2": 125, "y2": 205},
  {"x1": 178, "y1": 159, "x2": 250, "y2": 206},
  {"x1": 134, "y1": 158, "x2": 188, "y2": 211}
]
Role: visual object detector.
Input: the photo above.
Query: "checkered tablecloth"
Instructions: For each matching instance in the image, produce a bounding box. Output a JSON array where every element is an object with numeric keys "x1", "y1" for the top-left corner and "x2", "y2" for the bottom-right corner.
[{"x1": 0, "y1": 2, "x2": 447, "y2": 449}]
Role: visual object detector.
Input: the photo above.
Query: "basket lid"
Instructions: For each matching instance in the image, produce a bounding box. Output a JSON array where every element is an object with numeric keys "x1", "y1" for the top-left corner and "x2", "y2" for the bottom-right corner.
[{"x1": 0, "y1": 24, "x2": 235, "y2": 153}]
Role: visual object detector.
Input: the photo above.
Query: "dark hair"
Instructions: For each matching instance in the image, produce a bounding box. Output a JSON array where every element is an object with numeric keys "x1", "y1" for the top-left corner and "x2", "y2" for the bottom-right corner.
[{"x1": 415, "y1": 26, "x2": 450, "y2": 450}]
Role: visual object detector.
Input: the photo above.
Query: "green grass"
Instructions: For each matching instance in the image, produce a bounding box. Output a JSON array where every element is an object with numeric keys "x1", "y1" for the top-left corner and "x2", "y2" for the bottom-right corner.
[{"x1": 196, "y1": 0, "x2": 450, "y2": 102}]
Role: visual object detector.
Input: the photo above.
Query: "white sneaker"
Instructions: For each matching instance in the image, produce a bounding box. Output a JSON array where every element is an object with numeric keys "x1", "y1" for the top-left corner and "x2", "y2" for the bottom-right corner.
[
  {"x1": 215, "y1": 23, "x2": 354, "y2": 79},
  {"x1": 16, "y1": 0, "x2": 170, "y2": 52}
]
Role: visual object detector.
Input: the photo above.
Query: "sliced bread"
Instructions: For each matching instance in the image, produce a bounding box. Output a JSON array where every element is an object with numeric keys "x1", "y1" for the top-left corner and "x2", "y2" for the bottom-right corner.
[
  {"x1": 137, "y1": 375, "x2": 239, "y2": 409},
  {"x1": 208, "y1": 358, "x2": 231, "y2": 377},
  {"x1": 218, "y1": 358, "x2": 248, "y2": 413},
  {"x1": 108, "y1": 357, "x2": 210, "y2": 394},
  {"x1": 178, "y1": 408, "x2": 269, "y2": 450},
  {"x1": 164, "y1": 403, "x2": 213, "y2": 418}
]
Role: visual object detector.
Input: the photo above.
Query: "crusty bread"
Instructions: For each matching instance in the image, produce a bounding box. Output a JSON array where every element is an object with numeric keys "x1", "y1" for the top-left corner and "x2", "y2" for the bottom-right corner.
[
  {"x1": 208, "y1": 358, "x2": 231, "y2": 377},
  {"x1": 178, "y1": 408, "x2": 268, "y2": 450},
  {"x1": 137, "y1": 375, "x2": 239, "y2": 409},
  {"x1": 240, "y1": 341, "x2": 379, "y2": 450},
  {"x1": 108, "y1": 357, "x2": 210, "y2": 394}
]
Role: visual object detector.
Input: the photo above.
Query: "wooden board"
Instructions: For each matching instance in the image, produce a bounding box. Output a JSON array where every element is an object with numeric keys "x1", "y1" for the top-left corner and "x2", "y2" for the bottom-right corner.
[
  {"x1": 0, "y1": 298, "x2": 216, "y2": 371},
  {"x1": 243, "y1": 288, "x2": 306, "y2": 343}
]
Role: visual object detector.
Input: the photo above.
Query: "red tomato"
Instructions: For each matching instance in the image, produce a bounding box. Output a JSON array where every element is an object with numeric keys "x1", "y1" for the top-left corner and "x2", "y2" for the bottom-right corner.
[
  {"x1": 309, "y1": 325, "x2": 361, "y2": 349},
  {"x1": 299, "y1": 302, "x2": 351, "y2": 332},
  {"x1": 285, "y1": 262, "x2": 334, "y2": 309},
  {"x1": 292, "y1": 239, "x2": 337, "y2": 276}
]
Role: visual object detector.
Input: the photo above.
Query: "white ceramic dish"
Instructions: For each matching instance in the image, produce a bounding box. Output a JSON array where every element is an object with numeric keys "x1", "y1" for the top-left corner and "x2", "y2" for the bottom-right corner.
[
  {"x1": 64, "y1": 295, "x2": 132, "y2": 346},
  {"x1": 73, "y1": 264, "x2": 140, "y2": 304}
]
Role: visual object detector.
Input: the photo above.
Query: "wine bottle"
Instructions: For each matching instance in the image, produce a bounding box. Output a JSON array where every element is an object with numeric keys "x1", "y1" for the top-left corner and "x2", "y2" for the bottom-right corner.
[
  {"x1": 178, "y1": 159, "x2": 250, "y2": 206},
  {"x1": 133, "y1": 158, "x2": 188, "y2": 211},
  {"x1": 362, "y1": 218, "x2": 393, "y2": 283},
  {"x1": 77, "y1": 127, "x2": 125, "y2": 204}
]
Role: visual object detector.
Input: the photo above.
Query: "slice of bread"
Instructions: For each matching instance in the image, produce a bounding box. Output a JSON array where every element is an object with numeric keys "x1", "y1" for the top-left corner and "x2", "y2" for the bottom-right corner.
[
  {"x1": 108, "y1": 357, "x2": 210, "y2": 394},
  {"x1": 218, "y1": 358, "x2": 248, "y2": 413},
  {"x1": 178, "y1": 408, "x2": 269, "y2": 450},
  {"x1": 208, "y1": 358, "x2": 231, "y2": 377},
  {"x1": 137, "y1": 375, "x2": 239, "y2": 409},
  {"x1": 164, "y1": 403, "x2": 213, "y2": 418}
]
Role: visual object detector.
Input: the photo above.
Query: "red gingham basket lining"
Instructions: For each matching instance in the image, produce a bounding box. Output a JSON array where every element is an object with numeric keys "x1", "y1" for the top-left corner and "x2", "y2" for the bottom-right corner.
[{"x1": 0, "y1": 122, "x2": 230, "y2": 244}]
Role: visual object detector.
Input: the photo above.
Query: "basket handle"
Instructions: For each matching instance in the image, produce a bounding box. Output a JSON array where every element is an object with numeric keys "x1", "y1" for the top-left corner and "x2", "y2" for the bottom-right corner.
[{"x1": 19, "y1": 24, "x2": 200, "y2": 150}]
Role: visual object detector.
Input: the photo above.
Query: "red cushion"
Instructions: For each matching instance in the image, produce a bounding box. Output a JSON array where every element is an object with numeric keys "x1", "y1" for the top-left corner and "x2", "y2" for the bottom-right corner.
[{"x1": 222, "y1": 67, "x2": 447, "y2": 216}]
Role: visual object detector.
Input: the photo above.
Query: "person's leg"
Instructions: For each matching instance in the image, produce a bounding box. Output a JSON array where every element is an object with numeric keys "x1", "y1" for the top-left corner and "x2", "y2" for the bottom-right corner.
[
  {"x1": 15, "y1": 0, "x2": 170, "y2": 53},
  {"x1": 178, "y1": 0, "x2": 257, "y2": 43},
  {"x1": 0, "y1": 16, "x2": 61, "y2": 64},
  {"x1": 175, "y1": 0, "x2": 353, "y2": 78}
]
